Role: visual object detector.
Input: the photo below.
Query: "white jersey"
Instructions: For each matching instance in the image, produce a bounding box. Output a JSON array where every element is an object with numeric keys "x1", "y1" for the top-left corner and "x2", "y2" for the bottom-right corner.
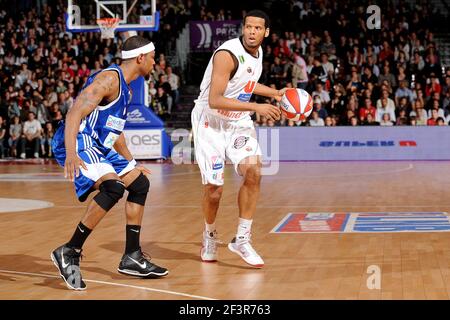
[{"x1": 194, "y1": 37, "x2": 263, "y2": 121}]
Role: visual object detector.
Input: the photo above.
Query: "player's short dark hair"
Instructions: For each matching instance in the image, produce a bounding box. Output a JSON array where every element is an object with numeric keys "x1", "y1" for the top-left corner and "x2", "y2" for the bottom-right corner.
[
  {"x1": 244, "y1": 10, "x2": 270, "y2": 29},
  {"x1": 122, "y1": 36, "x2": 152, "y2": 52}
]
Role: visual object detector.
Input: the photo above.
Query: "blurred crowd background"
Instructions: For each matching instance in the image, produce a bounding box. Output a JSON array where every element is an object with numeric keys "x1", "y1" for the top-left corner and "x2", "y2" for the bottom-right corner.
[{"x1": 0, "y1": 0, "x2": 449, "y2": 159}]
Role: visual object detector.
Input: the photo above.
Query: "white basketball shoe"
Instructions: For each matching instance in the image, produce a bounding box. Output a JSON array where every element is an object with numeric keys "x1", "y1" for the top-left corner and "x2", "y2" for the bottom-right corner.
[
  {"x1": 228, "y1": 233, "x2": 264, "y2": 268},
  {"x1": 201, "y1": 230, "x2": 219, "y2": 262}
]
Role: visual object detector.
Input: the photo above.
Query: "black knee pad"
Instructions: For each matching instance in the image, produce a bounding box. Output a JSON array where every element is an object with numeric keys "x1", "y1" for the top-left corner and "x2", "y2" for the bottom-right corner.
[
  {"x1": 93, "y1": 179, "x2": 125, "y2": 211},
  {"x1": 126, "y1": 173, "x2": 150, "y2": 206}
]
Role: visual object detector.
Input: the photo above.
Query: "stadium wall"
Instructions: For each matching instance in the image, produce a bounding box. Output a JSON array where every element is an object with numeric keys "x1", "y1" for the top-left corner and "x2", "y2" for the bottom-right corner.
[{"x1": 256, "y1": 127, "x2": 450, "y2": 161}]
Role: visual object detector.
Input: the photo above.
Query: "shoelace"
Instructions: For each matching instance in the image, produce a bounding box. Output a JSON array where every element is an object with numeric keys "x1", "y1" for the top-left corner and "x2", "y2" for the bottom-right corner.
[
  {"x1": 136, "y1": 250, "x2": 152, "y2": 264},
  {"x1": 205, "y1": 232, "x2": 223, "y2": 253},
  {"x1": 206, "y1": 238, "x2": 217, "y2": 253},
  {"x1": 67, "y1": 249, "x2": 84, "y2": 265}
]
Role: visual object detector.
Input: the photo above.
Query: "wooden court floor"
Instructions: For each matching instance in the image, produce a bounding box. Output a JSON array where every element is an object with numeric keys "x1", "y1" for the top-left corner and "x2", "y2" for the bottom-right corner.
[{"x1": 2, "y1": 160, "x2": 450, "y2": 300}]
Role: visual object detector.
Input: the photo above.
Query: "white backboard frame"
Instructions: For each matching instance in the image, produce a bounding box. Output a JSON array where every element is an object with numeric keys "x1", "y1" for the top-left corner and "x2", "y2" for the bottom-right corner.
[{"x1": 66, "y1": 0, "x2": 159, "y2": 33}]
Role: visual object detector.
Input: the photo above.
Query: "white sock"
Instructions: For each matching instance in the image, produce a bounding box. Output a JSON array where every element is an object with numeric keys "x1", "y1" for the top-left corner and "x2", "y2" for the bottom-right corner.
[
  {"x1": 205, "y1": 221, "x2": 216, "y2": 236},
  {"x1": 236, "y1": 218, "x2": 252, "y2": 240}
]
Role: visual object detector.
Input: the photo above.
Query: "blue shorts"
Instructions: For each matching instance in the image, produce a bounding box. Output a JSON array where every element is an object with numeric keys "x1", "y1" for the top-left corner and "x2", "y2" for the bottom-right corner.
[{"x1": 52, "y1": 125, "x2": 136, "y2": 202}]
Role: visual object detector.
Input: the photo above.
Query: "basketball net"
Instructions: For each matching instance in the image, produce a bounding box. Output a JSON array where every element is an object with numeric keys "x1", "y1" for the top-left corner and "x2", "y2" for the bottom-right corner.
[{"x1": 97, "y1": 18, "x2": 120, "y2": 39}]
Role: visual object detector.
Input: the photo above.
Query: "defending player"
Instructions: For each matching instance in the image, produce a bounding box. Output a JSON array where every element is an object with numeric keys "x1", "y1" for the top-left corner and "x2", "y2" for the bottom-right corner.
[{"x1": 51, "y1": 36, "x2": 168, "y2": 291}]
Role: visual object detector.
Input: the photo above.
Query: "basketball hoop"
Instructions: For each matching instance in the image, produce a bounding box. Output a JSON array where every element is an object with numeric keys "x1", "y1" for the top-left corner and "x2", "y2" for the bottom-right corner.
[{"x1": 97, "y1": 17, "x2": 120, "y2": 39}]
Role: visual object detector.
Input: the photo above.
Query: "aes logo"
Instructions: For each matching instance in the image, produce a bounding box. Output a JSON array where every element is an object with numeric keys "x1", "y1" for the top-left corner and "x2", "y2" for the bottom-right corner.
[
  {"x1": 366, "y1": 5, "x2": 381, "y2": 30},
  {"x1": 130, "y1": 134, "x2": 161, "y2": 146}
]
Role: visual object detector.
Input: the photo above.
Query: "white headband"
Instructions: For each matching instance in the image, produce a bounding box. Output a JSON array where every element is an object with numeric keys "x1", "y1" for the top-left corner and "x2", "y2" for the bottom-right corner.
[{"x1": 121, "y1": 42, "x2": 155, "y2": 59}]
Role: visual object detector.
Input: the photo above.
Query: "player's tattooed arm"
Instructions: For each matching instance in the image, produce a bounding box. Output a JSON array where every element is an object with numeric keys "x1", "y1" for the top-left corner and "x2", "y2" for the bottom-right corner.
[
  {"x1": 72, "y1": 71, "x2": 119, "y2": 116},
  {"x1": 63, "y1": 71, "x2": 119, "y2": 181}
]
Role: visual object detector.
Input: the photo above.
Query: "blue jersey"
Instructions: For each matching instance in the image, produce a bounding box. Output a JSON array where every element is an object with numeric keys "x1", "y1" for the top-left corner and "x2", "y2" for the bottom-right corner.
[
  {"x1": 77, "y1": 64, "x2": 132, "y2": 151},
  {"x1": 52, "y1": 64, "x2": 135, "y2": 201}
]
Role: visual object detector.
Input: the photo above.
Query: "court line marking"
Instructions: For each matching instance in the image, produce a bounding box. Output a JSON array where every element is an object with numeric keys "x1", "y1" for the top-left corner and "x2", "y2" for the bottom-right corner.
[
  {"x1": 56, "y1": 204, "x2": 450, "y2": 209},
  {"x1": 7, "y1": 203, "x2": 448, "y2": 213},
  {"x1": 270, "y1": 213, "x2": 293, "y2": 233},
  {"x1": 0, "y1": 198, "x2": 54, "y2": 213},
  {"x1": 0, "y1": 164, "x2": 414, "y2": 182},
  {"x1": 0, "y1": 269, "x2": 216, "y2": 300},
  {"x1": 161, "y1": 163, "x2": 415, "y2": 180},
  {"x1": 264, "y1": 163, "x2": 414, "y2": 179},
  {"x1": 0, "y1": 171, "x2": 201, "y2": 182}
]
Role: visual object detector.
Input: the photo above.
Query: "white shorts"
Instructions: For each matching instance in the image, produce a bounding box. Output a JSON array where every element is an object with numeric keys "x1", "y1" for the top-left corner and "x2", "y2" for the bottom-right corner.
[{"x1": 191, "y1": 105, "x2": 262, "y2": 186}]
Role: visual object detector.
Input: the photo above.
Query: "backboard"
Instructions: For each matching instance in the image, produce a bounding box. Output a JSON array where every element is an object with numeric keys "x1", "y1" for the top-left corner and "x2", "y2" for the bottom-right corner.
[{"x1": 66, "y1": 0, "x2": 159, "y2": 33}]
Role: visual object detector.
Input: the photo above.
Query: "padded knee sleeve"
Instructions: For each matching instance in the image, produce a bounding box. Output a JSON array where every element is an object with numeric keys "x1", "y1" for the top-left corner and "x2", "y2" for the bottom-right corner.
[
  {"x1": 126, "y1": 173, "x2": 150, "y2": 206},
  {"x1": 93, "y1": 180, "x2": 125, "y2": 211}
]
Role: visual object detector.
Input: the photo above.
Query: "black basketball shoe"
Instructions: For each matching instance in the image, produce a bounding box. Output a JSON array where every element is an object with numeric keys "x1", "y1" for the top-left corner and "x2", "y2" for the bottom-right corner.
[
  {"x1": 118, "y1": 248, "x2": 169, "y2": 278},
  {"x1": 50, "y1": 244, "x2": 87, "y2": 291}
]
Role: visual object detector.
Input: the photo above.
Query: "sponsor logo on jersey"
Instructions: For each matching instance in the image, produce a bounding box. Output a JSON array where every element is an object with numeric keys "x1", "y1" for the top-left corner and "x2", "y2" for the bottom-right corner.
[
  {"x1": 244, "y1": 81, "x2": 256, "y2": 93},
  {"x1": 105, "y1": 115, "x2": 126, "y2": 131},
  {"x1": 237, "y1": 93, "x2": 252, "y2": 102},
  {"x1": 216, "y1": 110, "x2": 246, "y2": 118},
  {"x1": 238, "y1": 55, "x2": 245, "y2": 64},
  {"x1": 103, "y1": 132, "x2": 120, "y2": 149},
  {"x1": 233, "y1": 136, "x2": 249, "y2": 149},
  {"x1": 212, "y1": 172, "x2": 224, "y2": 181},
  {"x1": 211, "y1": 156, "x2": 223, "y2": 170}
]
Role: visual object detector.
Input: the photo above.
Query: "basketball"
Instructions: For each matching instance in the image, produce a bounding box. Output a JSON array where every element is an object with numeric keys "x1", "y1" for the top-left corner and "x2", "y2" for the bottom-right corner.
[{"x1": 280, "y1": 88, "x2": 313, "y2": 121}]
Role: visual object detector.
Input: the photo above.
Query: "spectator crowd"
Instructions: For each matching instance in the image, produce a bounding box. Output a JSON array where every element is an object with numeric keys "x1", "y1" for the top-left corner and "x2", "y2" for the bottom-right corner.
[
  {"x1": 250, "y1": 0, "x2": 450, "y2": 127},
  {"x1": 160, "y1": 0, "x2": 450, "y2": 128},
  {"x1": 0, "y1": 0, "x2": 183, "y2": 158},
  {"x1": 1, "y1": 0, "x2": 450, "y2": 159}
]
